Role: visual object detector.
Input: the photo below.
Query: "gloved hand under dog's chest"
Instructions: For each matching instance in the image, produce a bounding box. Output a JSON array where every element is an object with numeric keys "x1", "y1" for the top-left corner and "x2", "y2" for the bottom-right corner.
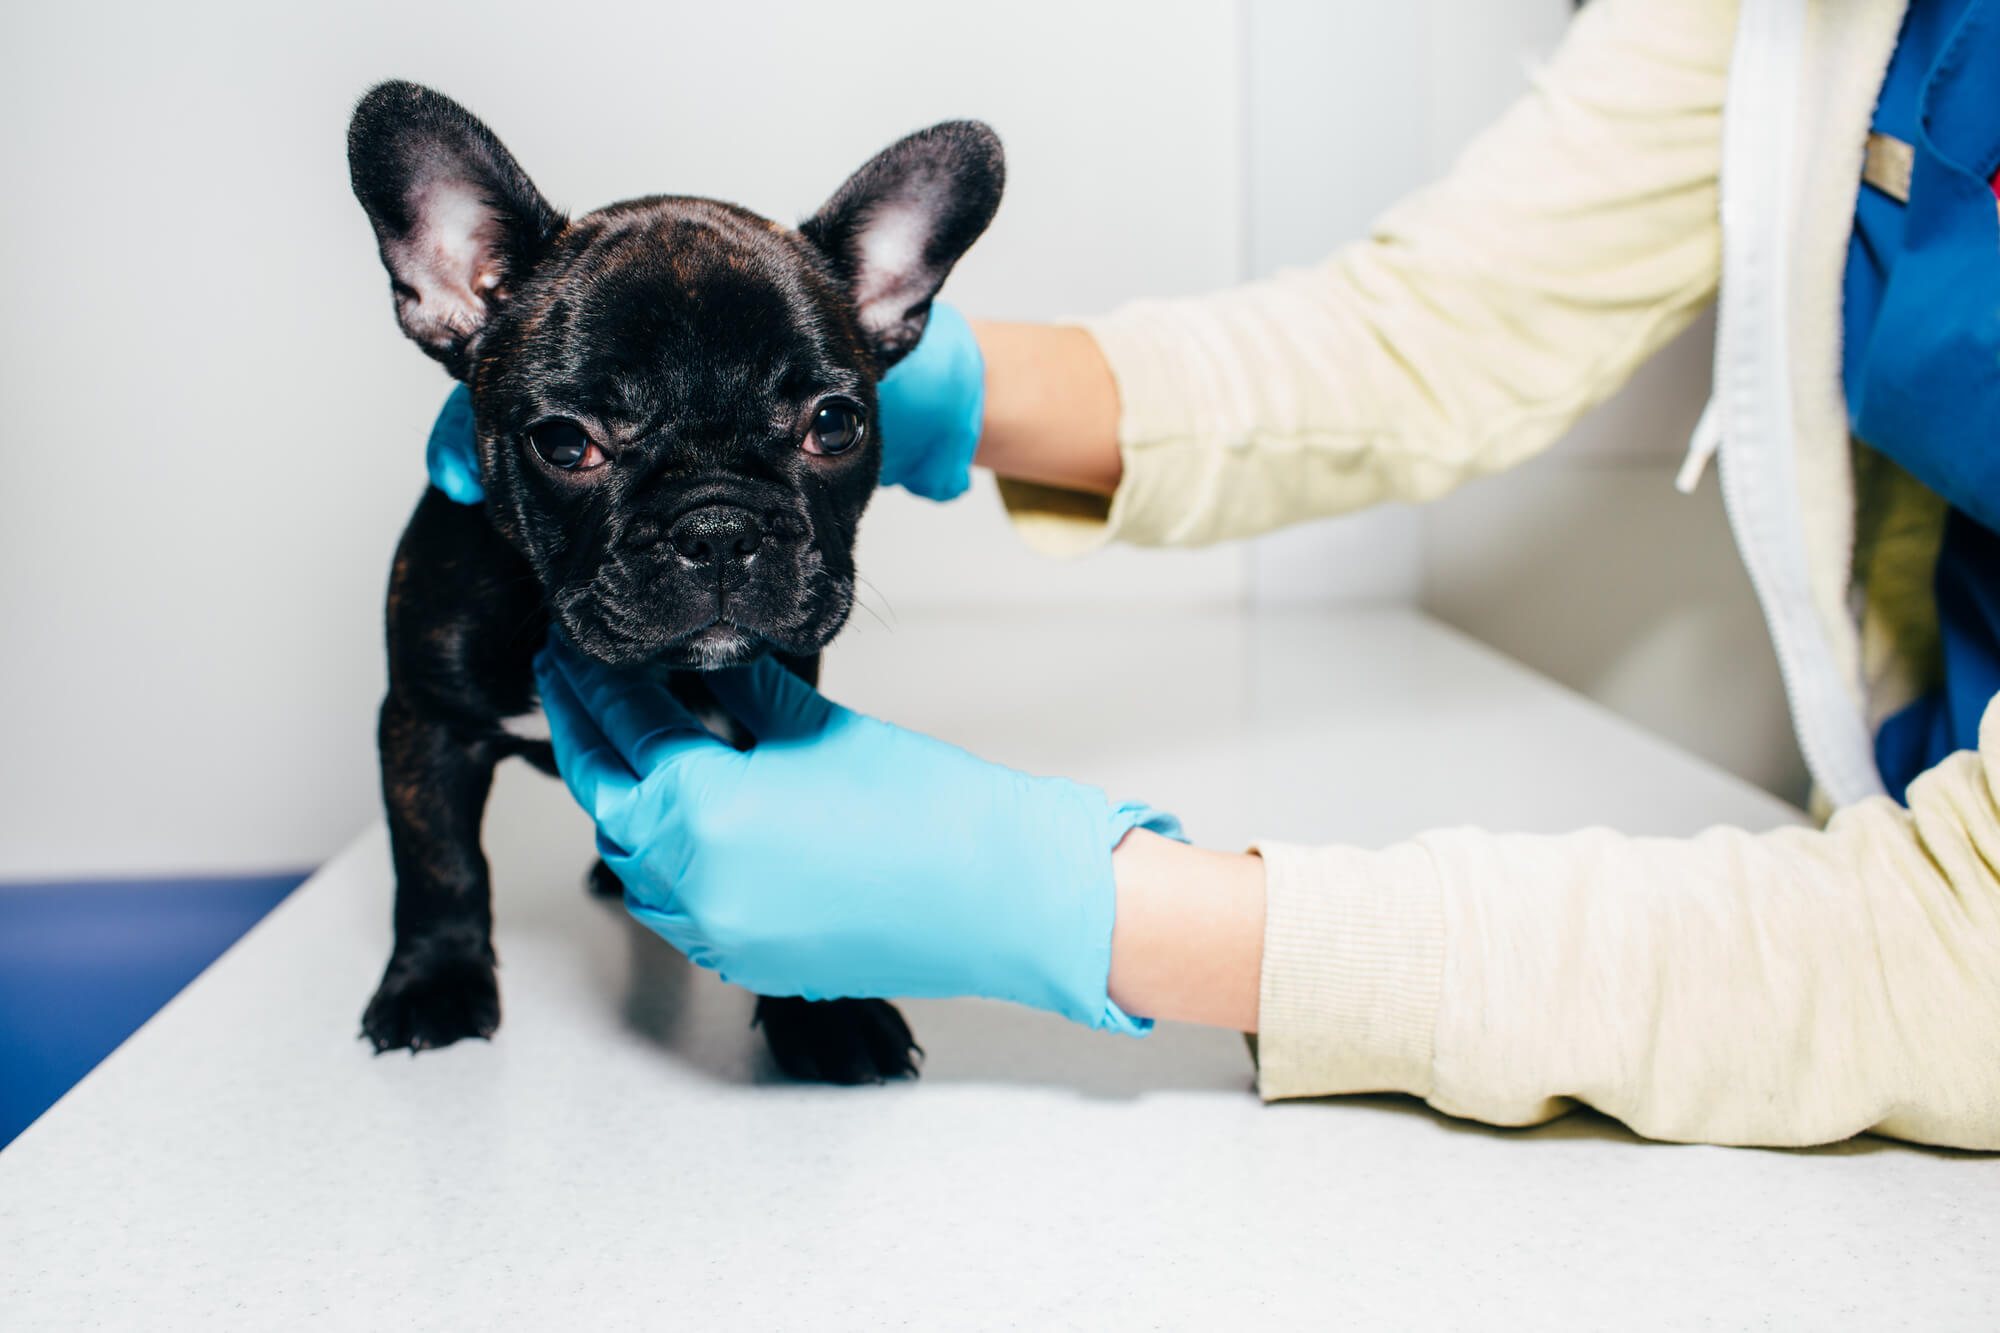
[{"x1": 346, "y1": 80, "x2": 1002, "y2": 1082}]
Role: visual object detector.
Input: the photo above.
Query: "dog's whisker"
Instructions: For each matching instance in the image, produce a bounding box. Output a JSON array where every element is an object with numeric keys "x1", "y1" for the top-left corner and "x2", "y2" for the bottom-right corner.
[
  {"x1": 851, "y1": 592, "x2": 892, "y2": 633},
  {"x1": 853, "y1": 574, "x2": 897, "y2": 631}
]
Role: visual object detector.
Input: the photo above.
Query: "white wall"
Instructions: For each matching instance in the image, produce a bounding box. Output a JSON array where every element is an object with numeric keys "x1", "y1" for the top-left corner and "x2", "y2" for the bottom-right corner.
[
  {"x1": 1242, "y1": 0, "x2": 1574, "y2": 608},
  {"x1": 0, "y1": 0, "x2": 1245, "y2": 878},
  {"x1": 1420, "y1": 320, "x2": 1810, "y2": 805},
  {"x1": 1242, "y1": 0, "x2": 1806, "y2": 801},
  {"x1": 0, "y1": 0, "x2": 1803, "y2": 880}
]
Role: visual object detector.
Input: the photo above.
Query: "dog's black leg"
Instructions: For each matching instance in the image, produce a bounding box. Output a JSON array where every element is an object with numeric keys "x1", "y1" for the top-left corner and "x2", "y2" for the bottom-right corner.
[
  {"x1": 755, "y1": 996, "x2": 920, "y2": 1084},
  {"x1": 363, "y1": 692, "x2": 505, "y2": 1053},
  {"x1": 680, "y1": 652, "x2": 920, "y2": 1080},
  {"x1": 361, "y1": 491, "x2": 546, "y2": 1055},
  {"x1": 586, "y1": 857, "x2": 623, "y2": 899},
  {"x1": 583, "y1": 651, "x2": 922, "y2": 1079},
  {"x1": 744, "y1": 651, "x2": 921, "y2": 1083}
]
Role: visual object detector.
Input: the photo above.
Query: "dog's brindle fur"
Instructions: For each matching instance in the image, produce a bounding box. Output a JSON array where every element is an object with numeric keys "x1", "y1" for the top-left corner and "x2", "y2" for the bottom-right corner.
[{"x1": 348, "y1": 82, "x2": 1002, "y2": 1081}]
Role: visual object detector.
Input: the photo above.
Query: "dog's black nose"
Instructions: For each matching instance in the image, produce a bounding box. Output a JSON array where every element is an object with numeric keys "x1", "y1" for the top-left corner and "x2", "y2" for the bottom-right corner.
[{"x1": 669, "y1": 505, "x2": 763, "y2": 569}]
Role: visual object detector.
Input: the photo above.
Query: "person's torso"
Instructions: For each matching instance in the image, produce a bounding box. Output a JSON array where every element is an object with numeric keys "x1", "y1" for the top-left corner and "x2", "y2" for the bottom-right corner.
[{"x1": 1843, "y1": 0, "x2": 2000, "y2": 800}]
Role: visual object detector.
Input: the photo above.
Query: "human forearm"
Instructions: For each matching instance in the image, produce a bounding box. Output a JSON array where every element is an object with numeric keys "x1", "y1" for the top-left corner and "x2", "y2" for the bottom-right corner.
[
  {"x1": 1107, "y1": 829, "x2": 1265, "y2": 1032},
  {"x1": 1251, "y1": 702, "x2": 2000, "y2": 1148},
  {"x1": 989, "y1": 0, "x2": 1728, "y2": 557},
  {"x1": 970, "y1": 319, "x2": 1123, "y2": 496}
]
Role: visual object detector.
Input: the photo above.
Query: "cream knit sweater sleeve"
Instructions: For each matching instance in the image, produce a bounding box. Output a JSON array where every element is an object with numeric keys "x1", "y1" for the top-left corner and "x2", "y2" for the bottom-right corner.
[
  {"x1": 1253, "y1": 696, "x2": 2000, "y2": 1150},
  {"x1": 998, "y1": 0, "x2": 1732, "y2": 556},
  {"x1": 985, "y1": 0, "x2": 2000, "y2": 1148}
]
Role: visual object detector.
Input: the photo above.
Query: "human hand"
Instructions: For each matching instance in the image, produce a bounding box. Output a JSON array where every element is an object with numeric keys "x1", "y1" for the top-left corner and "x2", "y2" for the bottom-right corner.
[
  {"x1": 424, "y1": 382, "x2": 485, "y2": 505},
  {"x1": 421, "y1": 301, "x2": 984, "y2": 506},
  {"x1": 873, "y1": 301, "x2": 985, "y2": 500},
  {"x1": 533, "y1": 638, "x2": 1176, "y2": 1031}
]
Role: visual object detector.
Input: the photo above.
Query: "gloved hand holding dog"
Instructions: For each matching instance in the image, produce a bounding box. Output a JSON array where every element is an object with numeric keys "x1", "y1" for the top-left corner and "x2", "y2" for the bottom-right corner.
[
  {"x1": 425, "y1": 300, "x2": 986, "y2": 505},
  {"x1": 535, "y1": 636, "x2": 1178, "y2": 1032}
]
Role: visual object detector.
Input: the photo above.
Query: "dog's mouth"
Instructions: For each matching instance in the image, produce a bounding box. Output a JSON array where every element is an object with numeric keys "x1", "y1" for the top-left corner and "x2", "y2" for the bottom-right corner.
[
  {"x1": 553, "y1": 602, "x2": 800, "y2": 671},
  {"x1": 552, "y1": 553, "x2": 853, "y2": 670},
  {"x1": 678, "y1": 619, "x2": 763, "y2": 670}
]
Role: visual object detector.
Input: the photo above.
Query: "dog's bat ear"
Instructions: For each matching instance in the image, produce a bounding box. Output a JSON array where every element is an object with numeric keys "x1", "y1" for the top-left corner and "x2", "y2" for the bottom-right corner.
[
  {"x1": 801, "y1": 121, "x2": 1004, "y2": 369},
  {"x1": 348, "y1": 81, "x2": 564, "y2": 378}
]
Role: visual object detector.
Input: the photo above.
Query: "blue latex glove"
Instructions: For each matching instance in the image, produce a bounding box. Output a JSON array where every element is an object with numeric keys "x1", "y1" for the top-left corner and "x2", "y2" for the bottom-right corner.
[
  {"x1": 426, "y1": 382, "x2": 485, "y2": 505},
  {"x1": 533, "y1": 638, "x2": 1177, "y2": 1032},
  {"x1": 421, "y1": 302, "x2": 984, "y2": 505},
  {"x1": 872, "y1": 301, "x2": 985, "y2": 500}
]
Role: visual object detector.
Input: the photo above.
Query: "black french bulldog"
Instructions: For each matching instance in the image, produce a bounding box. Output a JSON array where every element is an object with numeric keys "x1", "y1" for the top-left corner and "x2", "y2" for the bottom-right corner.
[{"x1": 346, "y1": 80, "x2": 1002, "y2": 1082}]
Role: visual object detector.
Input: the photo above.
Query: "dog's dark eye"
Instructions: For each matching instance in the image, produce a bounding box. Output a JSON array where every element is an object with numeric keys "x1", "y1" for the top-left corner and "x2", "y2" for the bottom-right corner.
[
  {"x1": 805, "y1": 401, "x2": 863, "y2": 456},
  {"x1": 525, "y1": 419, "x2": 603, "y2": 472}
]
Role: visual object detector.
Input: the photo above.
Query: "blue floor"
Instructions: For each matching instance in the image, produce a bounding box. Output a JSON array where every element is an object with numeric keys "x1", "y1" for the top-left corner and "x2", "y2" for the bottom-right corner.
[{"x1": 0, "y1": 872, "x2": 308, "y2": 1149}]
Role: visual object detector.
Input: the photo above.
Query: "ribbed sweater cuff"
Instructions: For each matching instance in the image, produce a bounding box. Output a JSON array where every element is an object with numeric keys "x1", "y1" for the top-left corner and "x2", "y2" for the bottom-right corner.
[{"x1": 1251, "y1": 840, "x2": 1446, "y2": 1103}]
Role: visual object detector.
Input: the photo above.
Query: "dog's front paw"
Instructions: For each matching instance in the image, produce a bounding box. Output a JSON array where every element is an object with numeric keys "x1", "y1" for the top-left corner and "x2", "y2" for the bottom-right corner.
[
  {"x1": 754, "y1": 996, "x2": 920, "y2": 1084},
  {"x1": 362, "y1": 945, "x2": 500, "y2": 1053},
  {"x1": 585, "y1": 857, "x2": 624, "y2": 900}
]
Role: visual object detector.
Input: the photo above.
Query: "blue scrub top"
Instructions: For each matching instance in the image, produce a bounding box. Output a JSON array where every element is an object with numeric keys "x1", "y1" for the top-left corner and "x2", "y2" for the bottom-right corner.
[{"x1": 1845, "y1": 0, "x2": 2000, "y2": 802}]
